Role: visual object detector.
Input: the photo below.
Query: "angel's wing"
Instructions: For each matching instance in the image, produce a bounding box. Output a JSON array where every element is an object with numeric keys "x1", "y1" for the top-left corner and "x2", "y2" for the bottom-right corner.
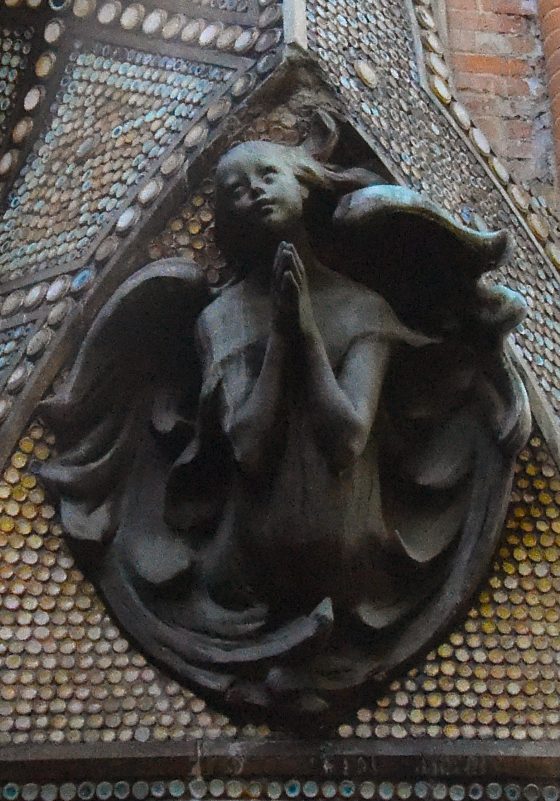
[
  {"x1": 334, "y1": 184, "x2": 514, "y2": 336},
  {"x1": 333, "y1": 183, "x2": 530, "y2": 450},
  {"x1": 38, "y1": 258, "x2": 211, "y2": 564},
  {"x1": 328, "y1": 185, "x2": 531, "y2": 679}
]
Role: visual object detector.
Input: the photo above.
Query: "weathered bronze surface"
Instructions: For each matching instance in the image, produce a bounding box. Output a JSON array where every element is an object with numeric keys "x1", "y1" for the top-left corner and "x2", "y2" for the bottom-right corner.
[{"x1": 38, "y1": 113, "x2": 531, "y2": 719}]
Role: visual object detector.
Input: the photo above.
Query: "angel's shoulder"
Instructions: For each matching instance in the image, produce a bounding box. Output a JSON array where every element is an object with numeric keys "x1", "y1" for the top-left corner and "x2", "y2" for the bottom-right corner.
[
  {"x1": 196, "y1": 280, "x2": 261, "y2": 365},
  {"x1": 196, "y1": 282, "x2": 246, "y2": 334},
  {"x1": 326, "y1": 270, "x2": 394, "y2": 323},
  {"x1": 323, "y1": 270, "x2": 430, "y2": 347}
]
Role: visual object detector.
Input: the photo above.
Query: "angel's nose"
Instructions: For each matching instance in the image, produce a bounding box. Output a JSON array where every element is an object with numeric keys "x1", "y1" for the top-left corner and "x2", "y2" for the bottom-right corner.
[{"x1": 249, "y1": 179, "x2": 266, "y2": 198}]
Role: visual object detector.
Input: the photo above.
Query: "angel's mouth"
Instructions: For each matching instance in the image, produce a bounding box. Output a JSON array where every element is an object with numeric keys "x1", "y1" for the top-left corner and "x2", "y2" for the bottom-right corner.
[{"x1": 254, "y1": 199, "x2": 275, "y2": 215}]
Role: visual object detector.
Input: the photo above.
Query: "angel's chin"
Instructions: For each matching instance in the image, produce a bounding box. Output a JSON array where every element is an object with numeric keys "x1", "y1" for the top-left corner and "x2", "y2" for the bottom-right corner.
[{"x1": 255, "y1": 210, "x2": 299, "y2": 236}]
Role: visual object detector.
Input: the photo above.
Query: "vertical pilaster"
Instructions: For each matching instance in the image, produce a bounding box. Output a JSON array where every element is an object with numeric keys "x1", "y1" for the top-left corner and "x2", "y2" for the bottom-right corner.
[
  {"x1": 540, "y1": 0, "x2": 560, "y2": 183},
  {"x1": 283, "y1": 0, "x2": 308, "y2": 49}
]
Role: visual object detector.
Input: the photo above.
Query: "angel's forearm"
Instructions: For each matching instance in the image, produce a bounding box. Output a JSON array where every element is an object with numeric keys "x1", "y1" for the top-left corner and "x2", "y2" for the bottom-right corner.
[
  {"x1": 301, "y1": 334, "x2": 364, "y2": 469},
  {"x1": 224, "y1": 329, "x2": 287, "y2": 472},
  {"x1": 300, "y1": 331, "x2": 385, "y2": 472}
]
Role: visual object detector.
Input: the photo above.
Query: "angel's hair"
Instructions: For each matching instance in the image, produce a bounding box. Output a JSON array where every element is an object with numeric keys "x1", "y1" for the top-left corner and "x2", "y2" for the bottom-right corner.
[{"x1": 214, "y1": 140, "x2": 384, "y2": 270}]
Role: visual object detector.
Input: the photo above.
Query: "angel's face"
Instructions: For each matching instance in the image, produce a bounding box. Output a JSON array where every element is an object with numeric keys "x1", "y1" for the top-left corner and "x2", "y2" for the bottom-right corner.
[{"x1": 217, "y1": 142, "x2": 308, "y2": 234}]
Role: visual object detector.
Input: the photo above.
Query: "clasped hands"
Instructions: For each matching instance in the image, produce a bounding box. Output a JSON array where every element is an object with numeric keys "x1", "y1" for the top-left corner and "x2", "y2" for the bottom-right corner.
[{"x1": 271, "y1": 241, "x2": 317, "y2": 339}]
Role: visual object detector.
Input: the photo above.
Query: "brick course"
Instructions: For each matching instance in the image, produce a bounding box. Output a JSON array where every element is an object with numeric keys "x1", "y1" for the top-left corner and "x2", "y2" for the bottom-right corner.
[{"x1": 440, "y1": 0, "x2": 555, "y2": 198}]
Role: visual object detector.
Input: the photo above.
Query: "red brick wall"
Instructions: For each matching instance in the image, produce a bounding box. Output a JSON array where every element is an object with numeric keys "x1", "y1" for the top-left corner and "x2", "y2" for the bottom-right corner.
[{"x1": 439, "y1": 0, "x2": 556, "y2": 199}]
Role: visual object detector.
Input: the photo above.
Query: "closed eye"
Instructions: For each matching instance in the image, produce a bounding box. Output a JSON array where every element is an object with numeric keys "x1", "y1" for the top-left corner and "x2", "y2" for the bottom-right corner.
[
  {"x1": 260, "y1": 166, "x2": 279, "y2": 182},
  {"x1": 227, "y1": 183, "x2": 246, "y2": 198}
]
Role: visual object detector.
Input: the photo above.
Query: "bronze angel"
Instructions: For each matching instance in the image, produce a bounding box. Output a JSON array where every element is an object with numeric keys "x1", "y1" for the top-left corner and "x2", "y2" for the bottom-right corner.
[{"x1": 39, "y1": 114, "x2": 530, "y2": 717}]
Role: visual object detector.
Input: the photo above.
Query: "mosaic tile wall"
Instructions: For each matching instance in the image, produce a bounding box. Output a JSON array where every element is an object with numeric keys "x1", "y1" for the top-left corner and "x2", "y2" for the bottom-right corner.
[
  {"x1": 0, "y1": 26, "x2": 33, "y2": 147},
  {"x1": 0, "y1": 320, "x2": 36, "y2": 393},
  {"x1": 0, "y1": 45, "x2": 231, "y2": 285},
  {"x1": 1, "y1": 781, "x2": 559, "y2": 801},
  {"x1": 188, "y1": 0, "x2": 256, "y2": 14},
  {"x1": 0, "y1": 422, "x2": 558, "y2": 746},
  {"x1": 0, "y1": 6, "x2": 284, "y2": 426},
  {"x1": 306, "y1": 0, "x2": 560, "y2": 415}
]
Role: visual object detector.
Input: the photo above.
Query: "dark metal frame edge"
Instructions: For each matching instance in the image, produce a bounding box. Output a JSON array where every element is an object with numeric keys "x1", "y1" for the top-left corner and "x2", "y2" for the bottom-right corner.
[{"x1": 1, "y1": 737, "x2": 560, "y2": 783}]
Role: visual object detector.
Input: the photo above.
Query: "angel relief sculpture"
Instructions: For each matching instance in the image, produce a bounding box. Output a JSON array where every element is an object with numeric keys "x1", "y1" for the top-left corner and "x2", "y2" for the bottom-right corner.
[{"x1": 39, "y1": 112, "x2": 530, "y2": 717}]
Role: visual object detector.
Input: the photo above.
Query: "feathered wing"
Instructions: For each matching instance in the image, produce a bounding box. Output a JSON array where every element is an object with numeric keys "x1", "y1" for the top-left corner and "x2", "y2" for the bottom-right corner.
[
  {"x1": 38, "y1": 258, "x2": 212, "y2": 584},
  {"x1": 332, "y1": 185, "x2": 531, "y2": 677},
  {"x1": 334, "y1": 184, "x2": 514, "y2": 325}
]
